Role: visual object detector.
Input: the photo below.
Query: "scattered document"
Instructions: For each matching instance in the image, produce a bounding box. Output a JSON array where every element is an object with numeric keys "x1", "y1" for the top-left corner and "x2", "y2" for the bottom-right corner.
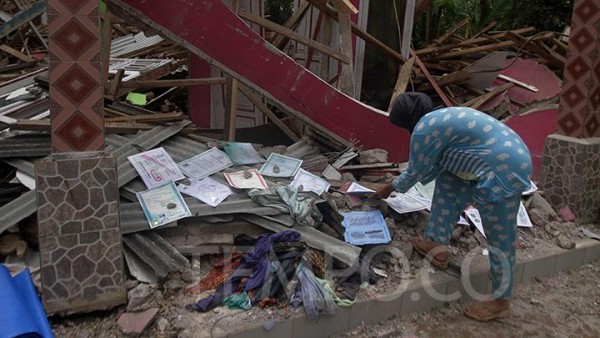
[
  {"x1": 523, "y1": 181, "x2": 538, "y2": 195},
  {"x1": 406, "y1": 187, "x2": 433, "y2": 210},
  {"x1": 222, "y1": 142, "x2": 265, "y2": 165},
  {"x1": 137, "y1": 181, "x2": 191, "y2": 228},
  {"x1": 128, "y1": 147, "x2": 184, "y2": 188},
  {"x1": 517, "y1": 201, "x2": 533, "y2": 227},
  {"x1": 384, "y1": 193, "x2": 428, "y2": 214},
  {"x1": 414, "y1": 181, "x2": 435, "y2": 201},
  {"x1": 224, "y1": 169, "x2": 269, "y2": 190},
  {"x1": 177, "y1": 177, "x2": 233, "y2": 207},
  {"x1": 342, "y1": 210, "x2": 391, "y2": 245},
  {"x1": 259, "y1": 153, "x2": 302, "y2": 177},
  {"x1": 322, "y1": 164, "x2": 342, "y2": 180},
  {"x1": 290, "y1": 169, "x2": 330, "y2": 196},
  {"x1": 464, "y1": 207, "x2": 486, "y2": 237},
  {"x1": 178, "y1": 147, "x2": 233, "y2": 179},
  {"x1": 344, "y1": 182, "x2": 375, "y2": 194}
]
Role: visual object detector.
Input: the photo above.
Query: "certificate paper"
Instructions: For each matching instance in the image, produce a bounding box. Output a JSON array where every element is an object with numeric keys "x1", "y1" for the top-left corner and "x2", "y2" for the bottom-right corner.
[
  {"x1": 222, "y1": 142, "x2": 265, "y2": 165},
  {"x1": 224, "y1": 169, "x2": 269, "y2": 190},
  {"x1": 517, "y1": 201, "x2": 532, "y2": 227},
  {"x1": 464, "y1": 207, "x2": 486, "y2": 237},
  {"x1": 137, "y1": 181, "x2": 191, "y2": 228},
  {"x1": 178, "y1": 147, "x2": 233, "y2": 179},
  {"x1": 128, "y1": 147, "x2": 184, "y2": 188},
  {"x1": 259, "y1": 153, "x2": 302, "y2": 177},
  {"x1": 177, "y1": 177, "x2": 233, "y2": 207},
  {"x1": 290, "y1": 169, "x2": 330, "y2": 196},
  {"x1": 342, "y1": 210, "x2": 391, "y2": 245},
  {"x1": 384, "y1": 193, "x2": 428, "y2": 214},
  {"x1": 345, "y1": 182, "x2": 375, "y2": 194}
]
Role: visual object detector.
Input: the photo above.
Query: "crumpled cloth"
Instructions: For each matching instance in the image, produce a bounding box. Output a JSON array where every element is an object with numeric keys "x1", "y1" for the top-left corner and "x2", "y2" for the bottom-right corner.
[
  {"x1": 223, "y1": 292, "x2": 252, "y2": 310},
  {"x1": 248, "y1": 186, "x2": 323, "y2": 227},
  {"x1": 295, "y1": 262, "x2": 338, "y2": 320}
]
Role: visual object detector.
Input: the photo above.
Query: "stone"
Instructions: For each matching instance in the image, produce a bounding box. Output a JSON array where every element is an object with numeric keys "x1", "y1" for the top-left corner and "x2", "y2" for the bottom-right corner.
[
  {"x1": 330, "y1": 192, "x2": 346, "y2": 209},
  {"x1": 359, "y1": 149, "x2": 389, "y2": 164},
  {"x1": 180, "y1": 268, "x2": 195, "y2": 284},
  {"x1": 529, "y1": 194, "x2": 559, "y2": 220},
  {"x1": 556, "y1": 235, "x2": 575, "y2": 250},
  {"x1": 157, "y1": 317, "x2": 169, "y2": 332},
  {"x1": 341, "y1": 172, "x2": 357, "y2": 182},
  {"x1": 0, "y1": 234, "x2": 27, "y2": 257},
  {"x1": 117, "y1": 308, "x2": 158, "y2": 336},
  {"x1": 127, "y1": 283, "x2": 162, "y2": 312}
]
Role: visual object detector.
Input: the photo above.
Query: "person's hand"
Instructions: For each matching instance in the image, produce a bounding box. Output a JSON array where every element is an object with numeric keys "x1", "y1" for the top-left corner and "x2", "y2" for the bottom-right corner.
[{"x1": 371, "y1": 183, "x2": 395, "y2": 199}]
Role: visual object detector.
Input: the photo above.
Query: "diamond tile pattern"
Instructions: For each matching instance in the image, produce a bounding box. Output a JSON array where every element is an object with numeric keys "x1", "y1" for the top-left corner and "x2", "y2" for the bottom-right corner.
[
  {"x1": 49, "y1": 0, "x2": 104, "y2": 152},
  {"x1": 558, "y1": 0, "x2": 600, "y2": 138}
]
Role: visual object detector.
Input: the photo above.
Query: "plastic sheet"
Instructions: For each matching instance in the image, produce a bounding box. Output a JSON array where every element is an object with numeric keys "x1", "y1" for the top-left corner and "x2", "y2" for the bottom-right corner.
[{"x1": 0, "y1": 264, "x2": 54, "y2": 338}]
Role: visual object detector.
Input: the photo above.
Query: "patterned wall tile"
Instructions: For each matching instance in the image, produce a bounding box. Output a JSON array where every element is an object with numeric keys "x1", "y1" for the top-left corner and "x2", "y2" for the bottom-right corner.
[
  {"x1": 541, "y1": 134, "x2": 600, "y2": 224},
  {"x1": 557, "y1": 0, "x2": 600, "y2": 138},
  {"x1": 48, "y1": 0, "x2": 104, "y2": 152},
  {"x1": 36, "y1": 152, "x2": 125, "y2": 315}
]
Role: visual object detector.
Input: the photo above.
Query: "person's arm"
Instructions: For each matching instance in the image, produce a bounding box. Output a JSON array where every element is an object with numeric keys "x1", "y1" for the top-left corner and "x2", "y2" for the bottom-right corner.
[{"x1": 391, "y1": 133, "x2": 444, "y2": 193}]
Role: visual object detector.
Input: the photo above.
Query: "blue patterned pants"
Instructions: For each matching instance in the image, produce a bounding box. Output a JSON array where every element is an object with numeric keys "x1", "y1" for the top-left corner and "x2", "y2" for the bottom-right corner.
[{"x1": 424, "y1": 171, "x2": 520, "y2": 299}]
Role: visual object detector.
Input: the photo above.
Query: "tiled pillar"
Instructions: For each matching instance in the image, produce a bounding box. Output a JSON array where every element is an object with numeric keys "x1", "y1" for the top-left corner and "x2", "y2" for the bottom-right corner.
[
  {"x1": 36, "y1": 152, "x2": 125, "y2": 315},
  {"x1": 39, "y1": 0, "x2": 126, "y2": 314},
  {"x1": 541, "y1": 0, "x2": 600, "y2": 224}
]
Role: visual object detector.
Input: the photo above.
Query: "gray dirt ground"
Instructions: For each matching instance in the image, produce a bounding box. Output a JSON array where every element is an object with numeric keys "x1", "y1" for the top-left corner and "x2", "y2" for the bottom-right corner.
[{"x1": 335, "y1": 259, "x2": 600, "y2": 338}]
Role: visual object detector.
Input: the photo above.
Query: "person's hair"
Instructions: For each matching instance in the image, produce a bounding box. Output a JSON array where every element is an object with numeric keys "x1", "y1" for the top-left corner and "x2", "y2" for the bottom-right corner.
[{"x1": 389, "y1": 92, "x2": 433, "y2": 133}]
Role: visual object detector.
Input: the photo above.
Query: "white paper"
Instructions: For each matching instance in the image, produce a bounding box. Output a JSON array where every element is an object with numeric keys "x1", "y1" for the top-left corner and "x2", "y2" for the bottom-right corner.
[
  {"x1": 136, "y1": 181, "x2": 191, "y2": 228},
  {"x1": 342, "y1": 210, "x2": 391, "y2": 245},
  {"x1": 222, "y1": 142, "x2": 265, "y2": 165},
  {"x1": 178, "y1": 147, "x2": 233, "y2": 179},
  {"x1": 517, "y1": 201, "x2": 532, "y2": 227},
  {"x1": 177, "y1": 177, "x2": 233, "y2": 207},
  {"x1": 322, "y1": 164, "x2": 342, "y2": 180},
  {"x1": 464, "y1": 207, "x2": 486, "y2": 237},
  {"x1": 332, "y1": 151, "x2": 357, "y2": 169},
  {"x1": 346, "y1": 182, "x2": 375, "y2": 194},
  {"x1": 128, "y1": 147, "x2": 185, "y2": 188},
  {"x1": 406, "y1": 187, "x2": 433, "y2": 210},
  {"x1": 259, "y1": 153, "x2": 303, "y2": 177},
  {"x1": 224, "y1": 169, "x2": 269, "y2": 190},
  {"x1": 414, "y1": 181, "x2": 436, "y2": 201},
  {"x1": 384, "y1": 193, "x2": 428, "y2": 214},
  {"x1": 523, "y1": 181, "x2": 538, "y2": 195},
  {"x1": 290, "y1": 169, "x2": 330, "y2": 196}
]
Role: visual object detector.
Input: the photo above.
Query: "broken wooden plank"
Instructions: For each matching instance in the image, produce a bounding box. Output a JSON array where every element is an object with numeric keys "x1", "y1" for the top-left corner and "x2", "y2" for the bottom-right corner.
[
  {"x1": 388, "y1": 56, "x2": 415, "y2": 111},
  {"x1": 0, "y1": 44, "x2": 35, "y2": 62},
  {"x1": 238, "y1": 10, "x2": 350, "y2": 64},
  {"x1": 119, "y1": 77, "x2": 226, "y2": 89},
  {"x1": 497, "y1": 74, "x2": 538, "y2": 92},
  {"x1": 329, "y1": 0, "x2": 358, "y2": 14},
  {"x1": 105, "y1": 112, "x2": 184, "y2": 123},
  {"x1": 11, "y1": 119, "x2": 157, "y2": 134},
  {"x1": 238, "y1": 84, "x2": 300, "y2": 142},
  {"x1": 0, "y1": 0, "x2": 46, "y2": 39},
  {"x1": 410, "y1": 49, "x2": 452, "y2": 107},
  {"x1": 335, "y1": 11, "x2": 355, "y2": 96},
  {"x1": 428, "y1": 18, "x2": 469, "y2": 47},
  {"x1": 463, "y1": 82, "x2": 514, "y2": 109},
  {"x1": 107, "y1": 69, "x2": 125, "y2": 99},
  {"x1": 223, "y1": 77, "x2": 238, "y2": 141}
]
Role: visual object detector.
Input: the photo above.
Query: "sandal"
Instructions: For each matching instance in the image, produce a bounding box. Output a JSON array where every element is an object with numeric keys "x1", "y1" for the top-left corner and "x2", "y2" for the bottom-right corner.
[
  {"x1": 464, "y1": 301, "x2": 511, "y2": 322},
  {"x1": 409, "y1": 237, "x2": 449, "y2": 270}
]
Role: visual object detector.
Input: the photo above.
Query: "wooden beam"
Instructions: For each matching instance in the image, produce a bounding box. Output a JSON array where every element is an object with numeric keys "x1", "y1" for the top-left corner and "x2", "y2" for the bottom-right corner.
[
  {"x1": 428, "y1": 18, "x2": 469, "y2": 47},
  {"x1": 222, "y1": 77, "x2": 238, "y2": 141},
  {"x1": 426, "y1": 41, "x2": 516, "y2": 60},
  {"x1": 333, "y1": 2, "x2": 355, "y2": 96},
  {"x1": 11, "y1": 119, "x2": 157, "y2": 134},
  {"x1": 416, "y1": 27, "x2": 536, "y2": 56},
  {"x1": 504, "y1": 32, "x2": 564, "y2": 69},
  {"x1": 272, "y1": 1, "x2": 311, "y2": 49},
  {"x1": 410, "y1": 49, "x2": 452, "y2": 107},
  {"x1": 238, "y1": 84, "x2": 300, "y2": 142},
  {"x1": 388, "y1": 57, "x2": 415, "y2": 111},
  {"x1": 119, "y1": 77, "x2": 227, "y2": 90},
  {"x1": 329, "y1": 0, "x2": 358, "y2": 14},
  {"x1": 463, "y1": 82, "x2": 514, "y2": 109},
  {"x1": 304, "y1": 11, "x2": 325, "y2": 69},
  {"x1": 105, "y1": 112, "x2": 184, "y2": 123},
  {"x1": 107, "y1": 69, "x2": 124, "y2": 100},
  {"x1": 417, "y1": 69, "x2": 471, "y2": 92},
  {"x1": 307, "y1": 0, "x2": 405, "y2": 64},
  {"x1": 101, "y1": 8, "x2": 112, "y2": 91},
  {"x1": 238, "y1": 10, "x2": 350, "y2": 64},
  {"x1": 0, "y1": 1, "x2": 46, "y2": 39},
  {"x1": 0, "y1": 44, "x2": 35, "y2": 62}
]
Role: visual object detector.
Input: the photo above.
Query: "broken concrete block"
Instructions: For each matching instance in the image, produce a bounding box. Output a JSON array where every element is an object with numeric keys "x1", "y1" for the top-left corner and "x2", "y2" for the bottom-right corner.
[
  {"x1": 359, "y1": 149, "x2": 389, "y2": 164},
  {"x1": 0, "y1": 234, "x2": 27, "y2": 257},
  {"x1": 528, "y1": 194, "x2": 559, "y2": 221},
  {"x1": 117, "y1": 308, "x2": 158, "y2": 336},
  {"x1": 126, "y1": 283, "x2": 162, "y2": 312},
  {"x1": 559, "y1": 206, "x2": 576, "y2": 222},
  {"x1": 556, "y1": 235, "x2": 575, "y2": 250},
  {"x1": 341, "y1": 172, "x2": 357, "y2": 182}
]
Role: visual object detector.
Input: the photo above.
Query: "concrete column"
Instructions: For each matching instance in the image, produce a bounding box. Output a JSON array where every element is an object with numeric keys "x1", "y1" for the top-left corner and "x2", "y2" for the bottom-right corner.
[
  {"x1": 36, "y1": 152, "x2": 125, "y2": 315},
  {"x1": 40, "y1": 0, "x2": 125, "y2": 314},
  {"x1": 541, "y1": 0, "x2": 600, "y2": 224}
]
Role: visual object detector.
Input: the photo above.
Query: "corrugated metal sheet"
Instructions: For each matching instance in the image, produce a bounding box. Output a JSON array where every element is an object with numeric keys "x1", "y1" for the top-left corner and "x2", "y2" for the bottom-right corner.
[
  {"x1": 122, "y1": 231, "x2": 188, "y2": 278},
  {"x1": 0, "y1": 134, "x2": 50, "y2": 157},
  {"x1": 110, "y1": 32, "x2": 164, "y2": 58},
  {"x1": 0, "y1": 190, "x2": 36, "y2": 233}
]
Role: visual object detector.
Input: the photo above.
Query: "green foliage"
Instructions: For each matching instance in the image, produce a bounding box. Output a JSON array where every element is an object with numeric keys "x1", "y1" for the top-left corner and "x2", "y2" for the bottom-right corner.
[{"x1": 265, "y1": 0, "x2": 295, "y2": 25}]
